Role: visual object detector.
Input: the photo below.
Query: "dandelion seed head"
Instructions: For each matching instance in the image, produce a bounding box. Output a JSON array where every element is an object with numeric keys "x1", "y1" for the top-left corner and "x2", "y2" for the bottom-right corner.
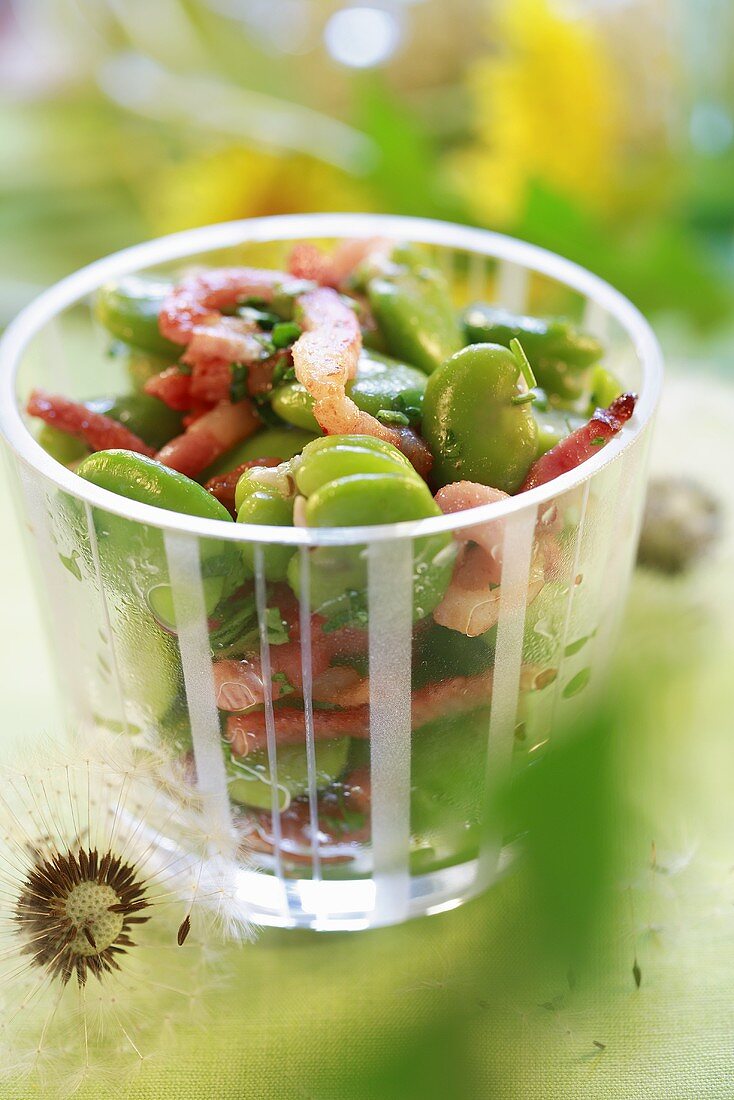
[{"x1": 0, "y1": 730, "x2": 254, "y2": 1095}]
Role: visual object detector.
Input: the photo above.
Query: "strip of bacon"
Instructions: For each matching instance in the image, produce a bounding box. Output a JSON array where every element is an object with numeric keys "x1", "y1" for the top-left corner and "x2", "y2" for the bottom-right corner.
[
  {"x1": 520, "y1": 393, "x2": 637, "y2": 492},
  {"x1": 288, "y1": 238, "x2": 392, "y2": 289},
  {"x1": 27, "y1": 389, "x2": 155, "y2": 457},
  {"x1": 205, "y1": 456, "x2": 281, "y2": 516},
  {"x1": 181, "y1": 316, "x2": 263, "y2": 369},
  {"x1": 226, "y1": 673, "x2": 493, "y2": 755},
  {"x1": 189, "y1": 358, "x2": 233, "y2": 407},
  {"x1": 144, "y1": 367, "x2": 193, "y2": 411},
  {"x1": 159, "y1": 267, "x2": 290, "y2": 344},
  {"x1": 287, "y1": 243, "x2": 340, "y2": 288},
  {"x1": 156, "y1": 400, "x2": 260, "y2": 478}
]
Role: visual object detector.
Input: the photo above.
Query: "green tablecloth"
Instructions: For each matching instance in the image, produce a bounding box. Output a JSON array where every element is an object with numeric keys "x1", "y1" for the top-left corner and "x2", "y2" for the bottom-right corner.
[{"x1": 0, "y1": 370, "x2": 732, "y2": 1099}]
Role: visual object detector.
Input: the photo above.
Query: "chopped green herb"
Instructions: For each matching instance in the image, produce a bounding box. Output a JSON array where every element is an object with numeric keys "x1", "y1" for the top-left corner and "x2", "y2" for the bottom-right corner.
[
  {"x1": 272, "y1": 671, "x2": 295, "y2": 697},
  {"x1": 252, "y1": 392, "x2": 283, "y2": 428},
  {"x1": 271, "y1": 321, "x2": 302, "y2": 348},
  {"x1": 376, "y1": 409, "x2": 410, "y2": 427},
  {"x1": 272, "y1": 359, "x2": 297, "y2": 387},
  {"x1": 509, "y1": 337, "x2": 537, "y2": 390},
  {"x1": 209, "y1": 595, "x2": 257, "y2": 653},
  {"x1": 177, "y1": 363, "x2": 193, "y2": 376},
  {"x1": 590, "y1": 435, "x2": 606, "y2": 447},
  {"x1": 236, "y1": 305, "x2": 279, "y2": 330},
  {"x1": 393, "y1": 393, "x2": 422, "y2": 427},
  {"x1": 321, "y1": 591, "x2": 369, "y2": 634},
  {"x1": 229, "y1": 363, "x2": 249, "y2": 403},
  {"x1": 511, "y1": 390, "x2": 538, "y2": 406},
  {"x1": 107, "y1": 340, "x2": 127, "y2": 359},
  {"x1": 564, "y1": 634, "x2": 592, "y2": 657},
  {"x1": 265, "y1": 607, "x2": 290, "y2": 646}
]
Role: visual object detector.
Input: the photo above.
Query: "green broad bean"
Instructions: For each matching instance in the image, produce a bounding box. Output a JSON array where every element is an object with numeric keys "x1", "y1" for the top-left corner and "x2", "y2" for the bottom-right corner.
[
  {"x1": 91, "y1": 394, "x2": 183, "y2": 450},
  {"x1": 532, "y1": 403, "x2": 584, "y2": 457},
  {"x1": 422, "y1": 343, "x2": 538, "y2": 492},
  {"x1": 38, "y1": 424, "x2": 89, "y2": 466},
  {"x1": 235, "y1": 468, "x2": 296, "y2": 581},
  {"x1": 410, "y1": 709, "x2": 490, "y2": 873},
  {"x1": 589, "y1": 364, "x2": 623, "y2": 410},
  {"x1": 463, "y1": 304, "x2": 602, "y2": 367},
  {"x1": 271, "y1": 348, "x2": 427, "y2": 433},
  {"x1": 365, "y1": 248, "x2": 463, "y2": 375},
  {"x1": 96, "y1": 277, "x2": 180, "y2": 359},
  {"x1": 77, "y1": 450, "x2": 238, "y2": 620},
  {"x1": 462, "y1": 305, "x2": 602, "y2": 402},
  {"x1": 286, "y1": 437, "x2": 455, "y2": 625},
  {"x1": 77, "y1": 450, "x2": 232, "y2": 521},
  {"x1": 119, "y1": 345, "x2": 172, "y2": 392},
  {"x1": 227, "y1": 738, "x2": 350, "y2": 812},
  {"x1": 203, "y1": 426, "x2": 318, "y2": 479},
  {"x1": 304, "y1": 472, "x2": 437, "y2": 528},
  {"x1": 293, "y1": 434, "x2": 412, "y2": 499}
]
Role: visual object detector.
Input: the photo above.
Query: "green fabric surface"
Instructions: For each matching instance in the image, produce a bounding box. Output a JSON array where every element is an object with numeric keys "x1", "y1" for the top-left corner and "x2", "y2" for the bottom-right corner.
[{"x1": 0, "y1": 369, "x2": 732, "y2": 1099}]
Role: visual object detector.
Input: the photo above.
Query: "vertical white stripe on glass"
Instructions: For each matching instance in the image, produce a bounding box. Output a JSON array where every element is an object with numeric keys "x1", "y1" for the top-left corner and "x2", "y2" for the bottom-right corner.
[
  {"x1": 253, "y1": 545, "x2": 287, "y2": 905},
  {"x1": 495, "y1": 261, "x2": 530, "y2": 312},
  {"x1": 368, "y1": 537, "x2": 413, "y2": 925},
  {"x1": 477, "y1": 505, "x2": 537, "y2": 887},
  {"x1": 298, "y1": 547, "x2": 322, "y2": 885},
  {"x1": 163, "y1": 530, "x2": 232, "y2": 838},
  {"x1": 83, "y1": 501, "x2": 130, "y2": 737}
]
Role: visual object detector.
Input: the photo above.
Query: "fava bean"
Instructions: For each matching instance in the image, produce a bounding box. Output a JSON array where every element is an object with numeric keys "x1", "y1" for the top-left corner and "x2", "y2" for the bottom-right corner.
[
  {"x1": 365, "y1": 248, "x2": 463, "y2": 375},
  {"x1": 286, "y1": 436, "x2": 455, "y2": 625},
  {"x1": 227, "y1": 738, "x2": 350, "y2": 812},
  {"x1": 423, "y1": 342, "x2": 538, "y2": 492},
  {"x1": 462, "y1": 304, "x2": 602, "y2": 402},
  {"x1": 293, "y1": 434, "x2": 412, "y2": 499},
  {"x1": 96, "y1": 277, "x2": 180, "y2": 359},
  {"x1": 236, "y1": 468, "x2": 296, "y2": 581}
]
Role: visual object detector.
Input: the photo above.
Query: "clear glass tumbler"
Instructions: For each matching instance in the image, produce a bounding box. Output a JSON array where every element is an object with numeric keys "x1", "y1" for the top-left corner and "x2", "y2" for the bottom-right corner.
[{"x1": 0, "y1": 214, "x2": 662, "y2": 930}]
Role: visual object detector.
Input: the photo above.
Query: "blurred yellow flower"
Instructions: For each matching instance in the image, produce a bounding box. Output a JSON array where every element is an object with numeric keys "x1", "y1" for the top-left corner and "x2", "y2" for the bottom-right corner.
[
  {"x1": 148, "y1": 145, "x2": 372, "y2": 235},
  {"x1": 449, "y1": 0, "x2": 623, "y2": 226}
]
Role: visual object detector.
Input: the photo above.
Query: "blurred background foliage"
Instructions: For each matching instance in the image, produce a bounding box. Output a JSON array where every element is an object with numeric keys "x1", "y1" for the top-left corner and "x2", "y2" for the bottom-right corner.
[{"x1": 1, "y1": 0, "x2": 733, "y2": 343}]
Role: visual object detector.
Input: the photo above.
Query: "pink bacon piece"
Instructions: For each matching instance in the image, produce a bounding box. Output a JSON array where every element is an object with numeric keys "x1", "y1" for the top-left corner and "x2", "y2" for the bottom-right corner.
[
  {"x1": 181, "y1": 316, "x2": 264, "y2": 369},
  {"x1": 287, "y1": 237, "x2": 392, "y2": 289},
  {"x1": 159, "y1": 267, "x2": 290, "y2": 345},
  {"x1": 520, "y1": 392, "x2": 638, "y2": 492},
  {"x1": 435, "y1": 481, "x2": 509, "y2": 580},
  {"x1": 156, "y1": 400, "x2": 260, "y2": 478},
  {"x1": 144, "y1": 367, "x2": 193, "y2": 411},
  {"x1": 225, "y1": 673, "x2": 493, "y2": 756},
  {"x1": 293, "y1": 286, "x2": 433, "y2": 475},
  {"x1": 27, "y1": 389, "x2": 155, "y2": 457},
  {"x1": 188, "y1": 358, "x2": 232, "y2": 408}
]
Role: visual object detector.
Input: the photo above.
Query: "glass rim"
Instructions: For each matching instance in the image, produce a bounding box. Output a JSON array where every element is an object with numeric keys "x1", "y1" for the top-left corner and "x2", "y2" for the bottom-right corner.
[{"x1": 0, "y1": 212, "x2": 663, "y2": 547}]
